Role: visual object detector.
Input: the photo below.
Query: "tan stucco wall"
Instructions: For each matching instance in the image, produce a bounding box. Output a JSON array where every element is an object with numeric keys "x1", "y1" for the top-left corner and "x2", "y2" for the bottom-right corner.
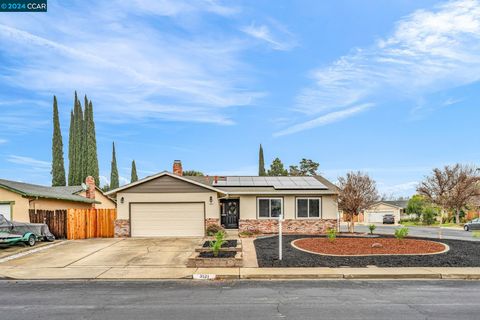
[
  {"x1": 235, "y1": 194, "x2": 338, "y2": 220},
  {"x1": 116, "y1": 192, "x2": 220, "y2": 220},
  {"x1": 364, "y1": 203, "x2": 401, "y2": 224},
  {"x1": 29, "y1": 198, "x2": 92, "y2": 211},
  {"x1": 0, "y1": 188, "x2": 30, "y2": 222},
  {"x1": 78, "y1": 190, "x2": 116, "y2": 209}
]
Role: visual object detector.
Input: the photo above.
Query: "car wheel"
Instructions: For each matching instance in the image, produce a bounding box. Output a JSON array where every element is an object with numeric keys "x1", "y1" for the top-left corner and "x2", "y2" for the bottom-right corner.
[
  {"x1": 27, "y1": 235, "x2": 36, "y2": 246},
  {"x1": 464, "y1": 225, "x2": 470, "y2": 231}
]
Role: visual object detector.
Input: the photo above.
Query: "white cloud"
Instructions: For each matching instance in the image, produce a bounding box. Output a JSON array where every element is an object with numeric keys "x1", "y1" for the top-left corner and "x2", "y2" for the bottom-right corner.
[
  {"x1": 119, "y1": 176, "x2": 130, "y2": 186},
  {"x1": 0, "y1": 0, "x2": 261, "y2": 126},
  {"x1": 280, "y1": 0, "x2": 480, "y2": 136},
  {"x1": 379, "y1": 181, "x2": 418, "y2": 197},
  {"x1": 0, "y1": 139, "x2": 7, "y2": 144},
  {"x1": 274, "y1": 103, "x2": 373, "y2": 137},
  {"x1": 7, "y1": 155, "x2": 50, "y2": 171},
  {"x1": 241, "y1": 20, "x2": 296, "y2": 51}
]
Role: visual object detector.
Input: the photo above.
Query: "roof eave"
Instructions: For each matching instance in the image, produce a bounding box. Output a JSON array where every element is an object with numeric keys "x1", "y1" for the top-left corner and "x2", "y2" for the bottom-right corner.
[{"x1": 106, "y1": 171, "x2": 228, "y2": 196}]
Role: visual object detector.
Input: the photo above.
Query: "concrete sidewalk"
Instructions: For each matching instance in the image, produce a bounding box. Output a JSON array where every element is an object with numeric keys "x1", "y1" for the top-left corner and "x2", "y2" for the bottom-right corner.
[{"x1": 1, "y1": 266, "x2": 480, "y2": 280}]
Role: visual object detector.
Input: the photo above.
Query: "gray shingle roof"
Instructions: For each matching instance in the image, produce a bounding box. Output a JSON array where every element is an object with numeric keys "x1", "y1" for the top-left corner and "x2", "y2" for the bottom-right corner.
[
  {"x1": 0, "y1": 179, "x2": 98, "y2": 204},
  {"x1": 378, "y1": 200, "x2": 409, "y2": 209}
]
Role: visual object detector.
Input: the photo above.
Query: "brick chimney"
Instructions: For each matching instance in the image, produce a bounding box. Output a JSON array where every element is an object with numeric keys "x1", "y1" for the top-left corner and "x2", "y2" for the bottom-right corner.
[
  {"x1": 85, "y1": 176, "x2": 96, "y2": 208},
  {"x1": 173, "y1": 160, "x2": 183, "y2": 176}
]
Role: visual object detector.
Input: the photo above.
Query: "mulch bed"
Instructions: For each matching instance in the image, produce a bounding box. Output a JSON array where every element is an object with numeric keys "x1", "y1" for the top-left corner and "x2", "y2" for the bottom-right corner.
[
  {"x1": 198, "y1": 251, "x2": 236, "y2": 258},
  {"x1": 254, "y1": 235, "x2": 480, "y2": 268},
  {"x1": 293, "y1": 238, "x2": 447, "y2": 256},
  {"x1": 202, "y1": 240, "x2": 237, "y2": 248}
]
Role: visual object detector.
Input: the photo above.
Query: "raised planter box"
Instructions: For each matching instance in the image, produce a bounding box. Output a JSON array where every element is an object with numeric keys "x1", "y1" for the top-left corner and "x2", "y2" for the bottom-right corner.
[
  {"x1": 195, "y1": 239, "x2": 242, "y2": 252},
  {"x1": 188, "y1": 238, "x2": 243, "y2": 267}
]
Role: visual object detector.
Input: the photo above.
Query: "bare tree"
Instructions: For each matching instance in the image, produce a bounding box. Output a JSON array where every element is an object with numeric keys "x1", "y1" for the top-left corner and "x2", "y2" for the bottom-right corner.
[
  {"x1": 418, "y1": 164, "x2": 480, "y2": 224},
  {"x1": 338, "y1": 171, "x2": 379, "y2": 233}
]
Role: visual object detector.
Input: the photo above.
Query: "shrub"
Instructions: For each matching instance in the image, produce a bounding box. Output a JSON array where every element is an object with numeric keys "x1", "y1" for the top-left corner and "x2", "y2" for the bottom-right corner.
[
  {"x1": 394, "y1": 227, "x2": 409, "y2": 240},
  {"x1": 326, "y1": 228, "x2": 337, "y2": 242},
  {"x1": 209, "y1": 231, "x2": 226, "y2": 257},
  {"x1": 206, "y1": 224, "x2": 224, "y2": 236},
  {"x1": 421, "y1": 207, "x2": 438, "y2": 225},
  {"x1": 368, "y1": 224, "x2": 376, "y2": 235}
]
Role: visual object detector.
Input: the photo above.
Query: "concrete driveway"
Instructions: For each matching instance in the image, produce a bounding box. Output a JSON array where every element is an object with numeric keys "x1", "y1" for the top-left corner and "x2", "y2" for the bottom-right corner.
[{"x1": 0, "y1": 238, "x2": 202, "y2": 279}]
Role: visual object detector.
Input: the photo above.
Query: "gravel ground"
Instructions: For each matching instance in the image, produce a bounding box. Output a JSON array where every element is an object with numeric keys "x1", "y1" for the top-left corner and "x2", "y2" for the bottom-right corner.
[{"x1": 254, "y1": 235, "x2": 480, "y2": 267}]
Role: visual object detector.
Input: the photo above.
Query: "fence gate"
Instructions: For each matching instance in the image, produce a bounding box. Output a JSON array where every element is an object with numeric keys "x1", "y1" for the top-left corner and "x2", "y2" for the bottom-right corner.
[{"x1": 29, "y1": 208, "x2": 116, "y2": 240}]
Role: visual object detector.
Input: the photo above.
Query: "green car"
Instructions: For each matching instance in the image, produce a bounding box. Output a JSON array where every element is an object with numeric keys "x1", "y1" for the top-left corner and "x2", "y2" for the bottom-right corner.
[{"x1": 0, "y1": 232, "x2": 37, "y2": 246}]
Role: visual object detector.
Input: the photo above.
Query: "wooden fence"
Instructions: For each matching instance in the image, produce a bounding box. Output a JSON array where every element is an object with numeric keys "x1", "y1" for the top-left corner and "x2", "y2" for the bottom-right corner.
[
  {"x1": 29, "y1": 208, "x2": 116, "y2": 240},
  {"x1": 29, "y1": 209, "x2": 67, "y2": 239}
]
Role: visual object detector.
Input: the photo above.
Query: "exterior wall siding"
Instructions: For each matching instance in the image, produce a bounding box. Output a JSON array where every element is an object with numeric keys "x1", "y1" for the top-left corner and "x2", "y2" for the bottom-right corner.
[
  {"x1": 121, "y1": 175, "x2": 211, "y2": 193},
  {"x1": 78, "y1": 190, "x2": 116, "y2": 209},
  {"x1": 236, "y1": 194, "x2": 338, "y2": 220},
  {"x1": 0, "y1": 188, "x2": 29, "y2": 222}
]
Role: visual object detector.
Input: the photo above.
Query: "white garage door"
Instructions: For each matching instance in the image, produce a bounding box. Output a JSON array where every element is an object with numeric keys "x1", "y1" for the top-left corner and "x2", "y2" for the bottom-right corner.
[
  {"x1": 368, "y1": 211, "x2": 394, "y2": 223},
  {"x1": 0, "y1": 204, "x2": 11, "y2": 220},
  {"x1": 130, "y1": 203, "x2": 204, "y2": 237}
]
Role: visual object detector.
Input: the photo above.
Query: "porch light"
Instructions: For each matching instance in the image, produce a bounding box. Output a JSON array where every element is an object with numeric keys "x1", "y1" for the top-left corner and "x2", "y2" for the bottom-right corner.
[
  {"x1": 209, "y1": 196, "x2": 213, "y2": 205},
  {"x1": 120, "y1": 197, "x2": 124, "y2": 204}
]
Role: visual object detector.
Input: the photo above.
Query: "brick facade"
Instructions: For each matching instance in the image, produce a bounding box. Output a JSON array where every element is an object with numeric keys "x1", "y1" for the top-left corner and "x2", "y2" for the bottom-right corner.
[
  {"x1": 205, "y1": 218, "x2": 220, "y2": 230},
  {"x1": 114, "y1": 219, "x2": 130, "y2": 237},
  {"x1": 239, "y1": 218, "x2": 337, "y2": 234}
]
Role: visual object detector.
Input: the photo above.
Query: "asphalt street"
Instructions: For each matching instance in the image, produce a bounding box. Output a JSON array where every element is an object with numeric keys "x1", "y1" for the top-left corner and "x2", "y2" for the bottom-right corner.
[
  {"x1": 0, "y1": 280, "x2": 479, "y2": 319},
  {"x1": 342, "y1": 223, "x2": 480, "y2": 241}
]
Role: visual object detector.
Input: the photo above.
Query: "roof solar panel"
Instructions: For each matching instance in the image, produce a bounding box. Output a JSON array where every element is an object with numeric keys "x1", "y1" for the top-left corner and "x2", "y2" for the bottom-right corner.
[{"x1": 214, "y1": 176, "x2": 327, "y2": 189}]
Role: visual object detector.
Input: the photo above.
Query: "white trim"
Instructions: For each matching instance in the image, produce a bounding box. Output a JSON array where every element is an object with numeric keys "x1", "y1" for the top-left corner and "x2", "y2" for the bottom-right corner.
[
  {"x1": 105, "y1": 171, "x2": 228, "y2": 195},
  {"x1": 257, "y1": 197, "x2": 283, "y2": 219},
  {"x1": 296, "y1": 197, "x2": 322, "y2": 219}
]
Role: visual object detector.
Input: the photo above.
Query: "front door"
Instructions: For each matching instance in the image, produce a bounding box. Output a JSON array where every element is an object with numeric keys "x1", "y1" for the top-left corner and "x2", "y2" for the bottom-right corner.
[{"x1": 221, "y1": 199, "x2": 239, "y2": 229}]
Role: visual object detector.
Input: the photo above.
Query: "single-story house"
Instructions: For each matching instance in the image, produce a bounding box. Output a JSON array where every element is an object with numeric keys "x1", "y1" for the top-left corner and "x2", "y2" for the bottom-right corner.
[
  {"x1": 107, "y1": 160, "x2": 339, "y2": 237},
  {"x1": 0, "y1": 176, "x2": 116, "y2": 222},
  {"x1": 363, "y1": 200, "x2": 408, "y2": 225}
]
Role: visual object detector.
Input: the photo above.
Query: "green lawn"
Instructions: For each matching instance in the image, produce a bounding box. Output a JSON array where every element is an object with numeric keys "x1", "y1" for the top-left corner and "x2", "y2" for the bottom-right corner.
[{"x1": 400, "y1": 221, "x2": 462, "y2": 228}]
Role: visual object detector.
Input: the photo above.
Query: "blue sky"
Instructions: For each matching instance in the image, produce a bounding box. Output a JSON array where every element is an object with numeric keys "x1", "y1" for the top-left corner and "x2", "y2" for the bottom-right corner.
[{"x1": 1, "y1": 0, "x2": 479, "y2": 197}]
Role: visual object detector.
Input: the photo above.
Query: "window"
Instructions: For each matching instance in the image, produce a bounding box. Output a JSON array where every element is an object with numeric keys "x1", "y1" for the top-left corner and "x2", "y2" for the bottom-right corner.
[
  {"x1": 258, "y1": 198, "x2": 283, "y2": 218},
  {"x1": 296, "y1": 197, "x2": 321, "y2": 218}
]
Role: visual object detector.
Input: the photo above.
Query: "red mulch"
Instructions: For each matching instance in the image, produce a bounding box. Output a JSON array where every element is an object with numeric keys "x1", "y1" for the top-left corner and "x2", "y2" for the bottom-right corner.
[{"x1": 293, "y1": 238, "x2": 447, "y2": 256}]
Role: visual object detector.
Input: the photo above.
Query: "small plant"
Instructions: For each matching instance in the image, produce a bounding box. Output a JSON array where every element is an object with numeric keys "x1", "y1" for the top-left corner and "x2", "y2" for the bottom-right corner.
[
  {"x1": 206, "y1": 224, "x2": 224, "y2": 236},
  {"x1": 472, "y1": 231, "x2": 480, "y2": 238},
  {"x1": 394, "y1": 227, "x2": 409, "y2": 240},
  {"x1": 368, "y1": 224, "x2": 376, "y2": 235},
  {"x1": 209, "y1": 231, "x2": 226, "y2": 257},
  {"x1": 326, "y1": 228, "x2": 337, "y2": 242}
]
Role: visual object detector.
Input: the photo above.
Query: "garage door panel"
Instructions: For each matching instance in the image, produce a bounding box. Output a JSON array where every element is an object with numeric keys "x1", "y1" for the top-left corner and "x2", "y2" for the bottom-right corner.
[
  {"x1": 368, "y1": 211, "x2": 394, "y2": 223},
  {"x1": 131, "y1": 203, "x2": 204, "y2": 237}
]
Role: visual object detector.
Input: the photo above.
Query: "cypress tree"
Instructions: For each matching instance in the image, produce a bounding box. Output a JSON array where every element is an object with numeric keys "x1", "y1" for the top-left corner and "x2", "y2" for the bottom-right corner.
[
  {"x1": 73, "y1": 97, "x2": 84, "y2": 185},
  {"x1": 110, "y1": 142, "x2": 119, "y2": 189},
  {"x1": 258, "y1": 144, "x2": 266, "y2": 176},
  {"x1": 85, "y1": 100, "x2": 99, "y2": 185},
  {"x1": 131, "y1": 160, "x2": 138, "y2": 183},
  {"x1": 68, "y1": 110, "x2": 75, "y2": 186},
  {"x1": 51, "y1": 96, "x2": 66, "y2": 186},
  {"x1": 68, "y1": 92, "x2": 78, "y2": 186}
]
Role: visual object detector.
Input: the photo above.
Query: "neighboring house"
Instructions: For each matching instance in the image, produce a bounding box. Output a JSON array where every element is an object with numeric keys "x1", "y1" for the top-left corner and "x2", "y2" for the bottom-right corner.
[
  {"x1": 107, "y1": 160, "x2": 339, "y2": 237},
  {"x1": 0, "y1": 176, "x2": 116, "y2": 222},
  {"x1": 363, "y1": 200, "x2": 408, "y2": 225}
]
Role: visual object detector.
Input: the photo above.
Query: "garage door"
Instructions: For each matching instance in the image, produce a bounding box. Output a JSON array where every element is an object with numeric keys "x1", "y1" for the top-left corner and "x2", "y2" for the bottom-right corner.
[
  {"x1": 130, "y1": 203, "x2": 204, "y2": 237},
  {"x1": 0, "y1": 204, "x2": 11, "y2": 220},
  {"x1": 368, "y1": 211, "x2": 394, "y2": 223}
]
